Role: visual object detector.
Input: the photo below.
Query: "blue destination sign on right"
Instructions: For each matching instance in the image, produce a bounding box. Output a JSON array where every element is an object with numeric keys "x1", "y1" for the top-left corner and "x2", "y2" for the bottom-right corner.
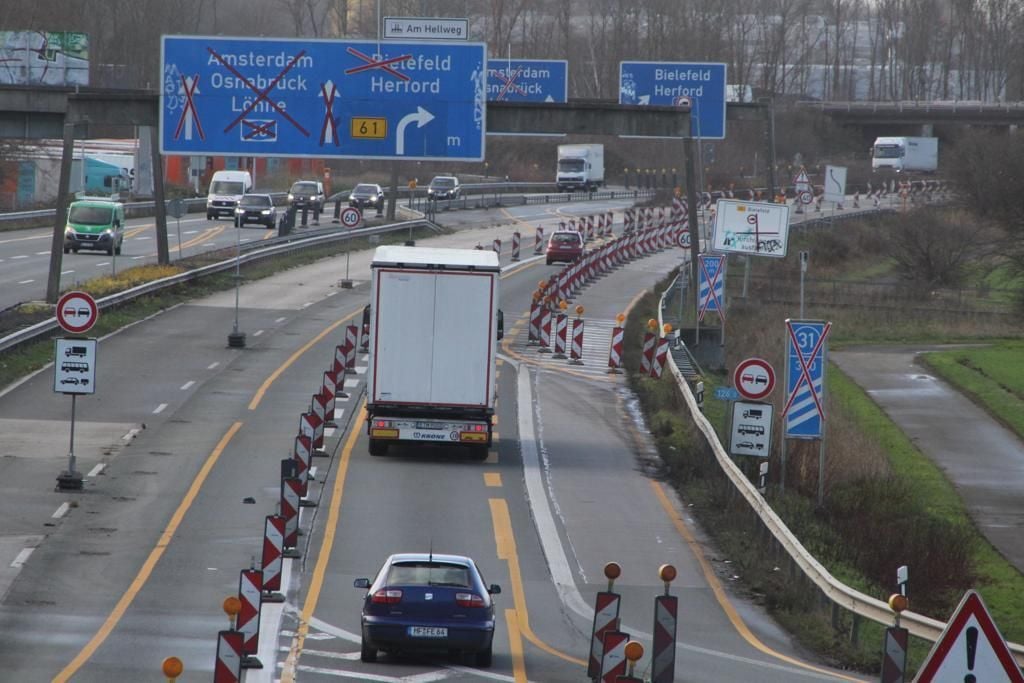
[{"x1": 619, "y1": 61, "x2": 727, "y2": 139}]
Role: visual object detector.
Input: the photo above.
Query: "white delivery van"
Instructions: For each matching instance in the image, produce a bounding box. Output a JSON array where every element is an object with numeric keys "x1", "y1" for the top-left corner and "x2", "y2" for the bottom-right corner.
[
  {"x1": 206, "y1": 170, "x2": 253, "y2": 219},
  {"x1": 556, "y1": 144, "x2": 605, "y2": 192}
]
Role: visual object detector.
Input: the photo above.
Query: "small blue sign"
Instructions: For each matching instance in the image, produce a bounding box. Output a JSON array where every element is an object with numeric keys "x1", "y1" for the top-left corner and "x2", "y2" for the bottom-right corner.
[
  {"x1": 618, "y1": 61, "x2": 727, "y2": 139},
  {"x1": 160, "y1": 35, "x2": 486, "y2": 160},
  {"x1": 714, "y1": 386, "x2": 740, "y2": 401},
  {"x1": 782, "y1": 320, "x2": 831, "y2": 439},
  {"x1": 698, "y1": 254, "x2": 726, "y2": 322},
  {"x1": 487, "y1": 59, "x2": 567, "y2": 102}
]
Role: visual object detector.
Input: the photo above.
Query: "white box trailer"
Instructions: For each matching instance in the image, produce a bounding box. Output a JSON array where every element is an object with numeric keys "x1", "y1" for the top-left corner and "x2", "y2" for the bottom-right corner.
[
  {"x1": 366, "y1": 246, "x2": 501, "y2": 459},
  {"x1": 872, "y1": 136, "x2": 938, "y2": 172}
]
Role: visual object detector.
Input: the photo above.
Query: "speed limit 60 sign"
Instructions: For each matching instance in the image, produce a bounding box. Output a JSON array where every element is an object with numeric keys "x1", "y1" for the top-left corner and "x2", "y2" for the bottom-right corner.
[
  {"x1": 56, "y1": 291, "x2": 99, "y2": 335},
  {"x1": 340, "y1": 206, "x2": 362, "y2": 228}
]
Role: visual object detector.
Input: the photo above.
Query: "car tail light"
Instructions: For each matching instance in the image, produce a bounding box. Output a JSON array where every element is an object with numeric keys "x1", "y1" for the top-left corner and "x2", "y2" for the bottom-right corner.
[
  {"x1": 371, "y1": 589, "x2": 403, "y2": 605},
  {"x1": 455, "y1": 592, "x2": 485, "y2": 608}
]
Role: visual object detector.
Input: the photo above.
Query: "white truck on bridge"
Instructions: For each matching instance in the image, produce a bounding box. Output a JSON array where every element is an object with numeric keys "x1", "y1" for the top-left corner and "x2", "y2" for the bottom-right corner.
[{"x1": 366, "y1": 246, "x2": 502, "y2": 459}]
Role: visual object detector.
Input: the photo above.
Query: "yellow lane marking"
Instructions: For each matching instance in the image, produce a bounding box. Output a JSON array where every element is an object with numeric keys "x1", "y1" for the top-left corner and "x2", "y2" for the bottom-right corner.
[
  {"x1": 650, "y1": 481, "x2": 865, "y2": 683},
  {"x1": 249, "y1": 310, "x2": 359, "y2": 410},
  {"x1": 262, "y1": 229, "x2": 276, "y2": 240},
  {"x1": 140, "y1": 226, "x2": 225, "y2": 259},
  {"x1": 281, "y1": 405, "x2": 366, "y2": 683},
  {"x1": 504, "y1": 608, "x2": 528, "y2": 683},
  {"x1": 490, "y1": 498, "x2": 587, "y2": 667},
  {"x1": 484, "y1": 473, "x2": 502, "y2": 487},
  {"x1": 54, "y1": 421, "x2": 245, "y2": 682},
  {"x1": 125, "y1": 226, "x2": 149, "y2": 239}
]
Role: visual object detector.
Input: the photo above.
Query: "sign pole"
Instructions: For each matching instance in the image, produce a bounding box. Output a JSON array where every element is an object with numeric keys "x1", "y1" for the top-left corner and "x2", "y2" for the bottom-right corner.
[
  {"x1": 228, "y1": 220, "x2": 246, "y2": 348},
  {"x1": 818, "y1": 432, "x2": 827, "y2": 506},
  {"x1": 57, "y1": 393, "x2": 83, "y2": 490},
  {"x1": 176, "y1": 215, "x2": 182, "y2": 260}
]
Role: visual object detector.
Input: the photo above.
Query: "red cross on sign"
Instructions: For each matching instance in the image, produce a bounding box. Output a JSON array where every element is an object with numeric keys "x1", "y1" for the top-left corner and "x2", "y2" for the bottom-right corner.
[
  {"x1": 344, "y1": 47, "x2": 412, "y2": 81},
  {"x1": 495, "y1": 68, "x2": 528, "y2": 100}
]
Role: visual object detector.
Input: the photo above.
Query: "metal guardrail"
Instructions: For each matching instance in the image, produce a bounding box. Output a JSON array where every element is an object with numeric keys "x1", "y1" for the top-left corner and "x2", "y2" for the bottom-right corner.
[
  {"x1": 0, "y1": 219, "x2": 437, "y2": 355},
  {"x1": 654, "y1": 278, "x2": 1024, "y2": 664}
]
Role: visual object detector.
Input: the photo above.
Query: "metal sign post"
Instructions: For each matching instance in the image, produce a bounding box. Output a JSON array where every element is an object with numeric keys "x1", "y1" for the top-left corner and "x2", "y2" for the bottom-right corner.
[
  {"x1": 228, "y1": 220, "x2": 245, "y2": 348},
  {"x1": 54, "y1": 294, "x2": 100, "y2": 491},
  {"x1": 167, "y1": 197, "x2": 187, "y2": 259}
]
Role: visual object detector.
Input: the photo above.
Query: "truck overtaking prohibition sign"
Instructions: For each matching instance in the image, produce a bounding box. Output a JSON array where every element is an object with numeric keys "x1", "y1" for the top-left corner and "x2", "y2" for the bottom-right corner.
[
  {"x1": 733, "y1": 357, "x2": 776, "y2": 401},
  {"x1": 56, "y1": 291, "x2": 99, "y2": 335}
]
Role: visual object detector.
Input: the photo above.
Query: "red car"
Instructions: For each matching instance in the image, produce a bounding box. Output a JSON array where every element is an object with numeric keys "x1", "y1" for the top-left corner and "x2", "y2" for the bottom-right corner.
[{"x1": 545, "y1": 231, "x2": 584, "y2": 265}]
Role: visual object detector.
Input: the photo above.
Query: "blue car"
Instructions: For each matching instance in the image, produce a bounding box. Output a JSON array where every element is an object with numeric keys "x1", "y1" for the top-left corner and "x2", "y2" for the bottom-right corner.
[{"x1": 353, "y1": 553, "x2": 501, "y2": 667}]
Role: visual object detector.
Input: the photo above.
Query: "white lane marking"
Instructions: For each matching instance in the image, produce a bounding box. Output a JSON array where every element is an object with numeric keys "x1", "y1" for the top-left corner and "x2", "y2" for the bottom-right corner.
[
  {"x1": 17, "y1": 279, "x2": 33, "y2": 284},
  {"x1": 343, "y1": 379, "x2": 359, "y2": 389},
  {"x1": 333, "y1": 408, "x2": 345, "y2": 420},
  {"x1": 275, "y1": 317, "x2": 287, "y2": 323},
  {"x1": 61, "y1": 270, "x2": 74, "y2": 275},
  {"x1": 253, "y1": 329, "x2": 264, "y2": 337},
  {"x1": 12, "y1": 255, "x2": 28, "y2": 259},
  {"x1": 354, "y1": 366, "x2": 367, "y2": 375},
  {"x1": 325, "y1": 291, "x2": 337, "y2": 297},
  {"x1": 241, "y1": 238, "x2": 252, "y2": 243},
  {"x1": 324, "y1": 427, "x2": 336, "y2": 438},
  {"x1": 133, "y1": 235, "x2": 152, "y2": 240},
  {"x1": 208, "y1": 362, "x2": 220, "y2": 370},
  {"x1": 87, "y1": 463, "x2": 106, "y2": 477},
  {"x1": 292, "y1": 649, "x2": 359, "y2": 661},
  {"x1": 250, "y1": 558, "x2": 292, "y2": 683},
  {"x1": 180, "y1": 381, "x2": 195, "y2": 391},
  {"x1": 52, "y1": 502, "x2": 71, "y2": 519},
  {"x1": 301, "y1": 302, "x2": 314, "y2": 309},
  {"x1": 95, "y1": 262, "x2": 110, "y2": 267},
  {"x1": 152, "y1": 403, "x2": 168, "y2": 414},
  {"x1": 184, "y1": 230, "x2": 198, "y2": 235},
  {"x1": 132, "y1": 256, "x2": 146, "y2": 260},
  {"x1": 514, "y1": 363, "x2": 849, "y2": 680},
  {"x1": 10, "y1": 548, "x2": 33, "y2": 568},
  {"x1": 35, "y1": 251, "x2": 49, "y2": 255}
]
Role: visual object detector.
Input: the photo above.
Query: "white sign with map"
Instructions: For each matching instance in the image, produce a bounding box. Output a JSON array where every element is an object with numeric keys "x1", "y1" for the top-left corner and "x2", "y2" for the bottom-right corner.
[{"x1": 711, "y1": 199, "x2": 791, "y2": 258}]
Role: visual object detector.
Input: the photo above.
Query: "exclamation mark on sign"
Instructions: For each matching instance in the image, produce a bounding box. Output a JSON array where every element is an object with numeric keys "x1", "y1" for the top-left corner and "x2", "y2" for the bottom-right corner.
[{"x1": 964, "y1": 626, "x2": 978, "y2": 683}]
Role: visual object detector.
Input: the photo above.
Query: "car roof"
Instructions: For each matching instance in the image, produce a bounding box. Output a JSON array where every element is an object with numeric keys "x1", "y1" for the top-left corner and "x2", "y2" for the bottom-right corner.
[
  {"x1": 430, "y1": 175, "x2": 457, "y2": 181},
  {"x1": 70, "y1": 198, "x2": 122, "y2": 208},
  {"x1": 241, "y1": 193, "x2": 272, "y2": 198},
  {"x1": 386, "y1": 553, "x2": 473, "y2": 566},
  {"x1": 551, "y1": 230, "x2": 582, "y2": 237}
]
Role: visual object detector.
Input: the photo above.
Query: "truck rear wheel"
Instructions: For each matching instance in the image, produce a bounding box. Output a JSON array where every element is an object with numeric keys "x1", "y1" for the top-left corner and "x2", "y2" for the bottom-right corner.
[{"x1": 368, "y1": 439, "x2": 388, "y2": 457}]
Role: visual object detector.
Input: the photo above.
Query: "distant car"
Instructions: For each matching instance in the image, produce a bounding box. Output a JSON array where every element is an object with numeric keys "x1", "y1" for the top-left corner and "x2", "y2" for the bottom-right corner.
[
  {"x1": 427, "y1": 175, "x2": 460, "y2": 200},
  {"x1": 288, "y1": 180, "x2": 326, "y2": 213},
  {"x1": 349, "y1": 183, "x2": 384, "y2": 209},
  {"x1": 353, "y1": 553, "x2": 500, "y2": 667},
  {"x1": 545, "y1": 230, "x2": 585, "y2": 265},
  {"x1": 235, "y1": 194, "x2": 278, "y2": 228}
]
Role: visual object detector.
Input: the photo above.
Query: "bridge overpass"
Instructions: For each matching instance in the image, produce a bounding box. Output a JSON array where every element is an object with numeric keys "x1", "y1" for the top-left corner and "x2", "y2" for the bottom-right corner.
[{"x1": 797, "y1": 99, "x2": 1024, "y2": 136}]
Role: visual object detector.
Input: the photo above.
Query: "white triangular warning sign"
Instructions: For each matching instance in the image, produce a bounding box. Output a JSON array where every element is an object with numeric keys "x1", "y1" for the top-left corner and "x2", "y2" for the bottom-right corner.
[
  {"x1": 915, "y1": 590, "x2": 1023, "y2": 682},
  {"x1": 793, "y1": 167, "x2": 810, "y2": 187}
]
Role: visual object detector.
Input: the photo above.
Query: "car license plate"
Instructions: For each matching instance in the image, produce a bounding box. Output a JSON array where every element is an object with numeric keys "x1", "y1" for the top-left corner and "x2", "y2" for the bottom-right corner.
[{"x1": 408, "y1": 626, "x2": 447, "y2": 638}]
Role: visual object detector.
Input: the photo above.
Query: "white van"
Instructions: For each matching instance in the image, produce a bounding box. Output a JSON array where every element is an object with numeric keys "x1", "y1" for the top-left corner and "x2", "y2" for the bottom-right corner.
[{"x1": 206, "y1": 170, "x2": 253, "y2": 220}]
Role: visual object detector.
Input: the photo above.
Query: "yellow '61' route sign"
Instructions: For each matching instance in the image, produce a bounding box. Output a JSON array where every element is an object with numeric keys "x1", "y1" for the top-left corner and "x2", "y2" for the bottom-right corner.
[{"x1": 351, "y1": 117, "x2": 387, "y2": 139}]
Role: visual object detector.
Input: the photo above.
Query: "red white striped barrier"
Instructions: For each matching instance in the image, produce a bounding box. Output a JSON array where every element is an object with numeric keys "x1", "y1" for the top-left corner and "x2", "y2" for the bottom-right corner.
[
  {"x1": 538, "y1": 307, "x2": 552, "y2": 352},
  {"x1": 343, "y1": 325, "x2": 358, "y2": 369},
  {"x1": 309, "y1": 396, "x2": 328, "y2": 452},
  {"x1": 333, "y1": 344, "x2": 345, "y2": 376},
  {"x1": 601, "y1": 630, "x2": 630, "y2": 683},
  {"x1": 553, "y1": 313, "x2": 568, "y2": 359},
  {"x1": 570, "y1": 318, "x2": 584, "y2": 365},
  {"x1": 586, "y1": 215, "x2": 595, "y2": 241},
  {"x1": 261, "y1": 515, "x2": 286, "y2": 602},
  {"x1": 511, "y1": 231, "x2": 520, "y2": 261},
  {"x1": 640, "y1": 331, "x2": 656, "y2": 375},
  {"x1": 528, "y1": 299, "x2": 541, "y2": 344},
  {"x1": 607, "y1": 326, "x2": 624, "y2": 374},
  {"x1": 606, "y1": 211, "x2": 613, "y2": 235},
  {"x1": 214, "y1": 630, "x2": 243, "y2": 683},
  {"x1": 281, "y1": 477, "x2": 302, "y2": 555},
  {"x1": 322, "y1": 371, "x2": 336, "y2": 426},
  {"x1": 298, "y1": 412, "x2": 317, "y2": 453},
  {"x1": 293, "y1": 435, "x2": 312, "y2": 497},
  {"x1": 333, "y1": 345, "x2": 349, "y2": 399},
  {"x1": 651, "y1": 594, "x2": 678, "y2": 683},
  {"x1": 492, "y1": 238, "x2": 501, "y2": 255},
  {"x1": 535, "y1": 226, "x2": 545, "y2": 254},
  {"x1": 588, "y1": 592, "x2": 622, "y2": 678},
  {"x1": 650, "y1": 337, "x2": 670, "y2": 378},
  {"x1": 237, "y1": 568, "x2": 264, "y2": 665}
]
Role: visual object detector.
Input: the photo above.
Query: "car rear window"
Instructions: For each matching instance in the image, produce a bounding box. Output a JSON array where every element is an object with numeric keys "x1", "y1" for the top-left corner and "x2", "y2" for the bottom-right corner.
[
  {"x1": 386, "y1": 562, "x2": 470, "y2": 587},
  {"x1": 291, "y1": 182, "x2": 319, "y2": 193},
  {"x1": 431, "y1": 177, "x2": 455, "y2": 187},
  {"x1": 551, "y1": 233, "x2": 582, "y2": 245},
  {"x1": 240, "y1": 195, "x2": 271, "y2": 207},
  {"x1": 354, "y1": 184, "x2": 378, "y2": 193}
]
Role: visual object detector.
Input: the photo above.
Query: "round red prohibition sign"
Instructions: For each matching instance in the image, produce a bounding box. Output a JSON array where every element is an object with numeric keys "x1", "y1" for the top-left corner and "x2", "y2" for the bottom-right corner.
[
  {"x1": 340, "y1": 206, "x2": 362, "y2": 228},
  {"x1": 733, "y1": 357, "x2": 776, "y2": 400},
  {"x1": 56, "y1": 290, "x2": 99, "y2": 334}
]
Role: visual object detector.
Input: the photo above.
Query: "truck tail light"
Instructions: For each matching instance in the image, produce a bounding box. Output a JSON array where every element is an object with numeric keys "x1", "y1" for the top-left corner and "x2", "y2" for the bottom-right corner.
[
  {"x1": 455, "y1": 592, "x2": 485, "y2": 608},
  {"x1": 374, "y1": 419, "x2": 390, "y2": 428},
  {"x1": 371, "y1": 589, "x2": 403, "y2": 605}
]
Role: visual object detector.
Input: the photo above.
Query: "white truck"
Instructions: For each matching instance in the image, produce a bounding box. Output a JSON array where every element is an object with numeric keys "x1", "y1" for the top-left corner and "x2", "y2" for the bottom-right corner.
[
  {"x1": 366, "y1": 246, "x2": 502, "y2": 460},
  {"x1": 871, "y1": 137, "x2": 938, "y2": 173},
  {"x1": 556, "y1": 143, "x2": 604, "y2": 192}
]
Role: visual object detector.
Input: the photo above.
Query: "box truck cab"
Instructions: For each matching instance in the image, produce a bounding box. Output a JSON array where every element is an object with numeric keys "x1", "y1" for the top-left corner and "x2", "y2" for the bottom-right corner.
[
  {"x1": 871, "y1": 137, "x2": 938, "y2": 173},
  {"x1": 366, "y1": 246, "x2": 501, "y2": 460},
  {"x1": 63, "y1": 198, "x2": 125, "y2": 255},
  {"x1": 556, "y1": 144, "x2": 604, "y2": 192},
  {"x1": 206, "y1": 170, "x2": 253, "y2": 219}
]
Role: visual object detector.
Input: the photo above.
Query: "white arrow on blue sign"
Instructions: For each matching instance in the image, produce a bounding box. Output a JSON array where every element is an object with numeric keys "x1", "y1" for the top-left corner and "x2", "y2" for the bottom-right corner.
[
  {"x1": 160, "y1": 35, "x2": 486, "y2": 161},
  {"x1": 487, "y1": 59, "x2": 568, "y2": 103},
  {"x1": 781, "y1": 319, "x2": 831, "y2": 439},
  {"x1": 618, "y1": 61, "x2": 727, "y2": 139}
]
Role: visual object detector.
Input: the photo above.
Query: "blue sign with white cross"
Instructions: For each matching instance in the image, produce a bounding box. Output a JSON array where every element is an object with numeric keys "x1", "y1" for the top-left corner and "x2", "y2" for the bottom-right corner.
[
  {"x1": 618, "y1": 61, "x2": 727, "y2": 139},
  {"x1": 782, "y1": 319, "x2": 831, "y2": 439},
  {"x1": 160, "y1": 35, "x2": 486, "y2": 160},
  {"x1": 698, "y1": 254, "x2": 726, "y2": 322},
  {"x1": 487, "y1": 59, "x2": 567, "y2": 102}
]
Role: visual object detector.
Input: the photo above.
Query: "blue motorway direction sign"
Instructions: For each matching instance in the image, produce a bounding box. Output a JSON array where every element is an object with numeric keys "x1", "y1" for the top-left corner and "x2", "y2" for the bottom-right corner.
[
  {"x1": 487, "y1": 59, "x2": 567, "y2": 102},
  {"x1": 619, "y1": 61, "x2": 727, "y2": 139},
  {"x1": 161, "y1": 35, "x2": 486, "y2": 160},
  {"x1": 782, "y1": 319, "x2": 831, "y2": 439}
]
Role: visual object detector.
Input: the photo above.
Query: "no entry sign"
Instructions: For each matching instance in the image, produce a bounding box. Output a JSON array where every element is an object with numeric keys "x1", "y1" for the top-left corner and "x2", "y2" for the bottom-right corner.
[
  {"x1": 733, "y1": 357, "x2": 775, "y2": 400},
  {"x1": 56, "y1": 291, "x2": 99, "y2": 334}
]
